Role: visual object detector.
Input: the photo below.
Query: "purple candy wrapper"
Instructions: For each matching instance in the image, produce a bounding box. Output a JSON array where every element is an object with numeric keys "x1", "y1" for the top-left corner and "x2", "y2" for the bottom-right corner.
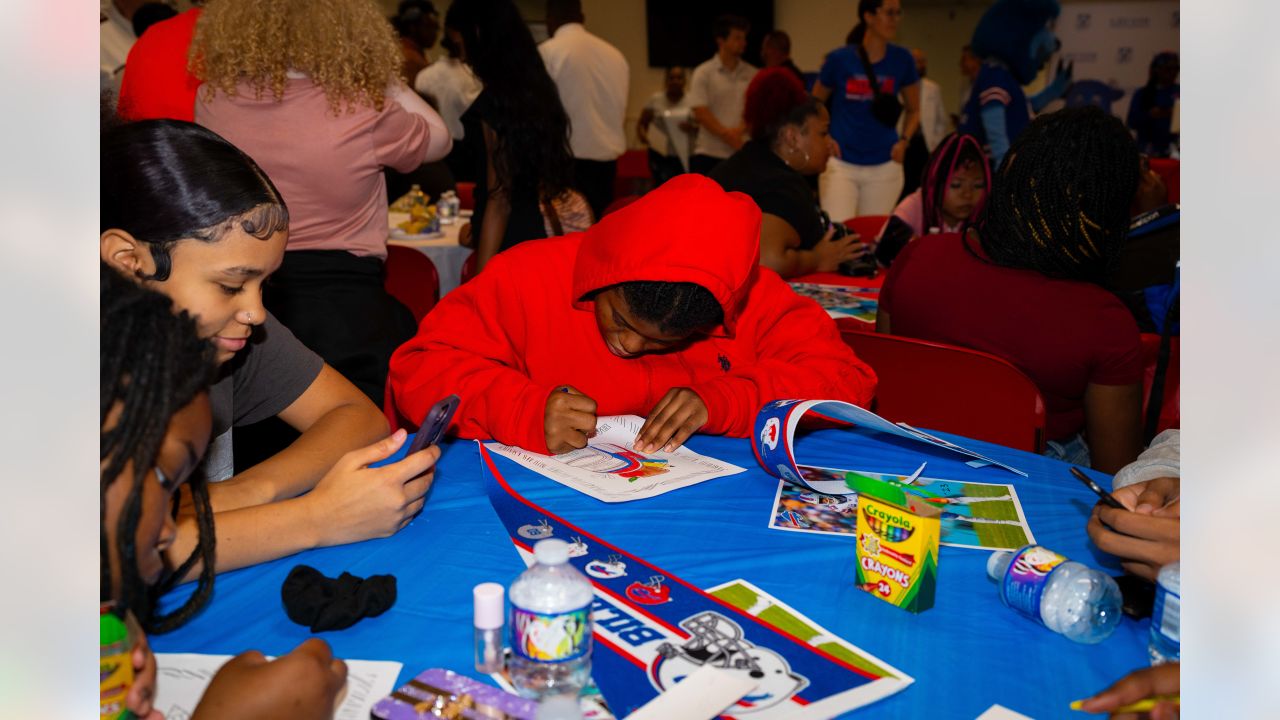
[{"x1": 371, "y1": 668, "x2": 538, "y2": 720}]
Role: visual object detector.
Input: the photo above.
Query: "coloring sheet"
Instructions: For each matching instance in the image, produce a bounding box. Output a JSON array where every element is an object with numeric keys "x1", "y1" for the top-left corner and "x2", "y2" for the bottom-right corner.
[
  {"x1": 484, "y1": 415, "x2": 745, "y2": 503},
  {"x1": 788, "y1": 282, "x2": 879, "y2": 323},
  {"x1": 153, "y1": 653, "x2": 401, "y2": 720},
  {"x1": 768, "y1": 466, "x2": 1035, "y2": 551}
]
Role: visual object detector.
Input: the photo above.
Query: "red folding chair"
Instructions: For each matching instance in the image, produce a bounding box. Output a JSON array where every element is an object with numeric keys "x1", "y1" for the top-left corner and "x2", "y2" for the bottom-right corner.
[
  {"x1": 1140, "y1": 333, "x2": 1180, "y2": 436},
  {"x1": 384, "y1": 245, "x2": 440, "y2": 322},
  {"x1": 602, "y1": 194, "x2": 642, "y2": 217},
  {"x1": 842, "y1": 215, "x2": 890, "y2": 242},
  {"x1": 1147, "y1": 158, "x2": 1179, "y2": 205},
  {"x1": 460, "y1": 251, "x2": 477, "y2": 285},
  {"x1": 841, "y1": 330, "x2": 1047, "y2": 453},
  {"x1": 615, "y1": 149, "x2": 652, "y2": 197},
  {"x1": 455, "y1": 181, "x2": 476, "y2": 211}
]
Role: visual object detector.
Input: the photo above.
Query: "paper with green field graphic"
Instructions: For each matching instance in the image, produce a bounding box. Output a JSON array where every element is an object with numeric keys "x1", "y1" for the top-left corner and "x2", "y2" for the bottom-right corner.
[
  {"x1": 768, "y1": 465, "x2": 1035, "y2": 550},
  {"x1": 708, "y1": 579, "x2": 913, "y2": 708}
]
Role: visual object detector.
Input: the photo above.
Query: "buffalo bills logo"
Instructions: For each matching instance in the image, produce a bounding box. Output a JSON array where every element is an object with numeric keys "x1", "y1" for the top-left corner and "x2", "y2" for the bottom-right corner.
[
  {"x1": 651, "y1": 612, "x2": 809, "y2": 712},
  {"x1": 760, "y1": 417, "x2": 781, "y2": 451},
  {"x1": 585, "y1": 555, "x2": 628, "y2": 580},
  {"x1": 567, "y1": 536, "x2": 589, "y2": 558},
  {"x1": 517, "y1": 519, "x2": 554, "y2": 539},
  {"x1": 626, "y1": 576, "x2": 672, "y2": 605}
]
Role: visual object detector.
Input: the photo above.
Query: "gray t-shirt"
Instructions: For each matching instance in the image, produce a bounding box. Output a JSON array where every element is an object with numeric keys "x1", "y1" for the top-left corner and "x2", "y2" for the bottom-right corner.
[{"x1": 202, "y1": 312, "x2": 324, "y2": 483}]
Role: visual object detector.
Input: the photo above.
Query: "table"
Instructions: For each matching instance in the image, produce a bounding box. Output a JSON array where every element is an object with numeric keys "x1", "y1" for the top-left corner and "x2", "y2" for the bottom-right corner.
[
  {"x1": 388, "y1": 211, "x2": 474, "y2": 298},
  {"x1": 153, "y1": 425, "x2": 1149, "y2": 718},
  {"x1": 790, "y1": 271, "x2": 885, "y2": 335}
]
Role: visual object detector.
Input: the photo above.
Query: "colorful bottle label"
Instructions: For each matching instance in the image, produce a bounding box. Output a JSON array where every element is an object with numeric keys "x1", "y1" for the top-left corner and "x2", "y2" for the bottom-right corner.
[
  {"x1": 1152, "y1": 583, "x2": 1181, "y2": 647},
  {"x1": 510, "y1": 603, "x2": 591, "y2": 663},
  {"x1": 1000, "y1": 545, "x2": 1068, "y2": 624},
  {"x1": 100, "y1": 609, "x2": 133, "y2": 720}
]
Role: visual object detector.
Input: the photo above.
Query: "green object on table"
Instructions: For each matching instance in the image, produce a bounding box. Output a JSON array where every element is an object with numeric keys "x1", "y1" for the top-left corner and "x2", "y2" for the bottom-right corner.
[
  {"x1": 101, "y1": 608, "x2": 136, "y2": 720},
  {"x1": 844, "y1": 470, "x2": 908, "y2": 506}
]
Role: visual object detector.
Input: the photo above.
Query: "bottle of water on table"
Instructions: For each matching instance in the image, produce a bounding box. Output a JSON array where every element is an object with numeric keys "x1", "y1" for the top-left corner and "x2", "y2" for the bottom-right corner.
[
  {"x1": 987, "y1": 545, "x2": 1123, "y2": 644},
  {"x1": 509, "y1": 538, "x2": 593, "y2": 699},
  {"x1": 1148, "y1": 561, "x2": 1180, "y2": 664}
]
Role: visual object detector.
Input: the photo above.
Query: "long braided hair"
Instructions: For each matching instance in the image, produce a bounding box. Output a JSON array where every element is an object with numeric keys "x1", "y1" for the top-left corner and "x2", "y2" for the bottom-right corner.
[
  {"x1": 101, "y1": 264, "x2": 219, "y2": 633},
  {"x1": 975, "y1": 106, "x2": 1139, "y2": 285}
]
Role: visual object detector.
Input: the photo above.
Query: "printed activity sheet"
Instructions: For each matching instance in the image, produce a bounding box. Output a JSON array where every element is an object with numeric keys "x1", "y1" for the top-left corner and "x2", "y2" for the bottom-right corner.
[
  {"x1": 153, "y1": 653, "x2": 401, "y2": 720},
  {"x1": 485, "y1": 415, "x2": 745, "y2": 503},
  {"x1": 768, "y1": 466, "x2": 1035, "y2": 551},
  {"x1": 788, "y1": 282, "x2": 879, "y2": 323}
]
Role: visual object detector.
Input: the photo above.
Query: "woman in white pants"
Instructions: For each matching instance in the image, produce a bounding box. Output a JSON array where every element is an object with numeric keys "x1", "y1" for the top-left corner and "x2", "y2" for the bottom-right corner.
[{"x1": 813, "y1": 0, "x2": 920, "y2": 220}]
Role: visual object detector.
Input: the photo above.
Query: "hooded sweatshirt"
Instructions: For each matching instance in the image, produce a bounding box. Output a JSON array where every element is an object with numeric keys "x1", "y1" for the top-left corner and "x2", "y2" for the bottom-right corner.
[{"x1": 388, "y1": 174, "x2": 877, "y2": 453}]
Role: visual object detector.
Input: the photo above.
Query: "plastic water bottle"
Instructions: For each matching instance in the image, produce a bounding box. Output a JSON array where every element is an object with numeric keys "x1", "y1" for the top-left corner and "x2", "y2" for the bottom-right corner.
[
  {"x1": 1148, "y1": 562, "x2": 1180, "y2": 664},
  {"x1": 438, "y1": 190, "x2": 458, "y2": 225},
  {"x1": 509, "y1": 539, "x2": 593, "y2": 699},
  {"x1": 987, "y1": 545, "x2": 1123, "y2": 644}
]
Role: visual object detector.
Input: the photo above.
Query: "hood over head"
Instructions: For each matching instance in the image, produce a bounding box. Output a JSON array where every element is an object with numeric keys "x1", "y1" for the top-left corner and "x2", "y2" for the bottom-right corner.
[{"x1": 571, "y1": 174, "x2": 762, "y2": 337}]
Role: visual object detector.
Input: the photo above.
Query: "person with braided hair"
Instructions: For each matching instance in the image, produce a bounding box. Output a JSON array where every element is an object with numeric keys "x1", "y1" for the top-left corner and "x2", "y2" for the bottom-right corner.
[
  {"x1": 101, "y1": 264, "x2": 348, "y2": 720},
  {"x1": 878, "y1": 107, "x2": 1144, "y2": 473},
  {"x1": 101, "y1": 120, "x2": 440, "y2": 579}
]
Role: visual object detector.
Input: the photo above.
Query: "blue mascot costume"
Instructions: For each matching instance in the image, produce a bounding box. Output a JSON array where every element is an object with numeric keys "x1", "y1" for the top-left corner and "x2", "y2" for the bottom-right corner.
[{"x1": 959, "y1": 0, "x2": 1072, "y2": 166}]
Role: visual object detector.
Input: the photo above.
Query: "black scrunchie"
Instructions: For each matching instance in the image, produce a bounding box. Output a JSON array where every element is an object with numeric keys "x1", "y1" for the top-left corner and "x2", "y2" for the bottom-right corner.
[{"x1": 281, "y1": 565, "x2": 397, "y2": 633}]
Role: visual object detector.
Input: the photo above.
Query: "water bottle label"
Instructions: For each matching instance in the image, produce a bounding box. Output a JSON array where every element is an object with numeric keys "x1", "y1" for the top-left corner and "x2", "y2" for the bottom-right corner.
[
  {"x1": 1001, "y1": 545, "x2": 1068, "y2": 623},
  {"x1": 1153, "y1": 585, "x2": 1180, "y2": 645},
  {"x1": 511, "y1": 603, "x2": 592, "y2": 663}
]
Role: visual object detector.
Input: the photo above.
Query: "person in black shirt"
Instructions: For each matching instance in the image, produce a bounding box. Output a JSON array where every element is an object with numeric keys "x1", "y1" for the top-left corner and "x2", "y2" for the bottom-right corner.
[{"x1": 711, "y1": 67, "x2": 866, "y2": 277}]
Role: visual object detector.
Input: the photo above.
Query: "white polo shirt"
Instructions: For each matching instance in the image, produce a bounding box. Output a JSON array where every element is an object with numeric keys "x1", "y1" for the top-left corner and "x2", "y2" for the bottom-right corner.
[
  {"x1": 539, "y1": 23, "x2": 629, "y2": 162},
  {"x1": 414, "y1": 57, "x2": 483, "y2": 141},
  {"x1": 687, "y1": 54, "x2": 757, "y2": 159}
]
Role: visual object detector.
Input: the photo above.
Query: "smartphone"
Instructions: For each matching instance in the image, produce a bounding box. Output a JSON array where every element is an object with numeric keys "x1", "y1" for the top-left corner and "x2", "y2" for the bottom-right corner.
[
  {"x1": 406, "y1": 394, "x2": 460, "y2": 455},
  {"x1": 873, "y1": 215, "x2": 915, "y2": 268},
  {"x1": 1070, "y1": 466, "x2": 1126, "y2": 509}
]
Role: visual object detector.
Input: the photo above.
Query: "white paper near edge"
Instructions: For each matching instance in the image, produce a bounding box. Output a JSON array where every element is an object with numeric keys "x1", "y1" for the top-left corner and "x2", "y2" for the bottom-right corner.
[
  {"x1": 485, "y1": 415, "x2": 746, "y2": 503},
  {"x1": 624, "y1": 663, "x2": 758, "y2": 720},
  {"x1": 154, "y1": 653, "x2": 402, "y2": 720}
]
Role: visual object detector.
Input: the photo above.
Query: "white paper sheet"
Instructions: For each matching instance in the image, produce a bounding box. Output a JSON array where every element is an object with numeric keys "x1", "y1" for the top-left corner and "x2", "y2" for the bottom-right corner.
[
  {"x1": 485, "y1": 415, "x2": 746, "y2": 503},
  {"x1": 154, "y1": 653, "x2": 402, "y2": 720},
  {"x1": 975, "y1": 704, "x2": 1036, "y2": 720}
]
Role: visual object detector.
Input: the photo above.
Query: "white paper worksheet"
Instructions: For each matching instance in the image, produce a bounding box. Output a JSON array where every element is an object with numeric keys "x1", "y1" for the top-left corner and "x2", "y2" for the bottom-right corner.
[
  {"x1": 153, "y1": 653, "x2": 401, "y2": 720},
  {"x1": 485, "y1": 415, "x2": 746, "y2": 503}
]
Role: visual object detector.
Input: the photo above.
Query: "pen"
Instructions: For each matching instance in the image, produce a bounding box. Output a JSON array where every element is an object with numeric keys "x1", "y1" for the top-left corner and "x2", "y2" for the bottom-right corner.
[
  {"x1": 1069, "y1": 694, "x2": 1179, "y2": 713},
  {"x1": 1069, "y1": 466, "x2": 1126, "y2": 509}
]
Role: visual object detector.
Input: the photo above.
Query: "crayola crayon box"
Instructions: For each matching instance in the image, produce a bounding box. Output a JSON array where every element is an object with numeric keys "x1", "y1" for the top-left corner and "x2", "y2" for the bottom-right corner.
[{"x1": 848, "y1": 472, "x2": 940, "y2": 613}]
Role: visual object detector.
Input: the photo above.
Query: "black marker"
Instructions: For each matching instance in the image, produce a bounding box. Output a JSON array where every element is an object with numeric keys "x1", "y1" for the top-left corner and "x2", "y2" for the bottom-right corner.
[{"x1": 1070, "y1": 466, "x2": 1126, "y2": 509}]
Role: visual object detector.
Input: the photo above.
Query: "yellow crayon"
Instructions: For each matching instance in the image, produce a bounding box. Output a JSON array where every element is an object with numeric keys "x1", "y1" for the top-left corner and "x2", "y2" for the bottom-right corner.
[{"x1": 1069, "y1": 695, "x2": 1179, "y2": 713}]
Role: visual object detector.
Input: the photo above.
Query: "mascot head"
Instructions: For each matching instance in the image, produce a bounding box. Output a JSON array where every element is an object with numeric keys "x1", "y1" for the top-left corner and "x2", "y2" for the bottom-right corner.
[{"x1": 971, "y1": 0, "x2": 1062, "y2": 85}]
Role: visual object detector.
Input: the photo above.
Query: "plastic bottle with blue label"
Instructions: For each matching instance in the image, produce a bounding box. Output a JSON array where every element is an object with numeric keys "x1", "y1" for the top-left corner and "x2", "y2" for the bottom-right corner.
[
  {"x1": 987, "y1": 545, "x2": 1123, "y2": 644},
  {"x1": 1148, "y1": 561, "x2": 1179, "y2": 664},
  {"x1": 509, "y1": 539, "x2": 594, "y2": 699}
]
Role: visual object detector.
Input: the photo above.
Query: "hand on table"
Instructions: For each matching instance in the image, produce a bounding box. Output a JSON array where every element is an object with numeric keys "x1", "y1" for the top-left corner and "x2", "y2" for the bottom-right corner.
[
  {"x1": 306, "y1": 429, "x2": 439, "y2": 547},
  {"x1": 1086, "y1": 477, "x2": 1180, "y2": 582},
  {"x1": 193, "y1": 638, "x2": 347, "y2": 720},
  {"x1": 814, "y1": 226, "x2": 867, "y2": 272},
  {"x1": 1076, "y1": 662, "x2": 1179, "y2": 719},
  {"x1": 545, "y1": 385, "x2": 598, "y2": 454},
  {"x1": 635, "y1": 388, "x2": 708, "y2": 454}
]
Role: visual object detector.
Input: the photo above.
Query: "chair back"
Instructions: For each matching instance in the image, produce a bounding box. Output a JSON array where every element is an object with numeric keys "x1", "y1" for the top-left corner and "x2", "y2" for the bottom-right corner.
[
  {"x1": 841, "y1": 330, "x2": 1047, "y2": 453},
  {"x1": 842, "y1": 215, "x2": 890, "y2": 242},
  {"x1": 384, "y1": 245, "x2": 439, "y2": 322},
  {"x1": 455, "y1": 181, "x2": 476, "y2": 211},
  {"x1": 602, "y1": 194, "x2": 642, "y2": 218},
  {"x1": 460, "y1": 251, "x2": 478, "y2": 285}
]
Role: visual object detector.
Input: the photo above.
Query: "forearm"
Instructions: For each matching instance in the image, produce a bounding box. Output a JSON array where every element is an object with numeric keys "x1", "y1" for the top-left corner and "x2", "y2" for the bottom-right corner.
[
  {"x1": 218, "y1": 402, "x2": 386, "y2": 508},
  {"x1": 692, "y1": 107, "x2": 733, "y2": 142},
  {"x1": 763, "y1": 246, "x2": 822, "y2": 278},
  {"x1": 390, "y1": 83, "x2": 453, "y2": 161},
  {"x1": 168, "y1": 496, "x2": 321, "y2": 580},
  {"x1": 476, "y1": 191, "x2": 509, "y2": 268}
]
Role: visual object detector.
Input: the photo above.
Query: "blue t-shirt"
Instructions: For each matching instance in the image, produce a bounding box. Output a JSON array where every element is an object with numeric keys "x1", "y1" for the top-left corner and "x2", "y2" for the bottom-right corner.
[
  {"x1": 819, "y1": 43, "x2": 919, "y2": 166},
  {"x1": 958, "y1": 62, "x2": 1030, "y2": 151}
]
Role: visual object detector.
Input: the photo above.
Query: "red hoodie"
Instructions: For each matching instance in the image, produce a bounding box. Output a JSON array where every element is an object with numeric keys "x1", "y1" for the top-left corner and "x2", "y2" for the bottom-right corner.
[{"x1": 388, "y1": 174, "x2": 876, "y2": 453}]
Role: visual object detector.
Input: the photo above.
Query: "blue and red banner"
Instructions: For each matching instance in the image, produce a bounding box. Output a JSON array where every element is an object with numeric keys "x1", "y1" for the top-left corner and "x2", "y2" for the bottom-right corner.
[{"x1": 480, "y1": 443, "x2": 907, "y2": 718}]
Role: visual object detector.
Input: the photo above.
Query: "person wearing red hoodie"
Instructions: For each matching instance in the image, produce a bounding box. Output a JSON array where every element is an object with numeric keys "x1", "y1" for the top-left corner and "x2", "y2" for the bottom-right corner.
[{"x1": 388, "y1": 174, "x2": 877, "y2": 455}]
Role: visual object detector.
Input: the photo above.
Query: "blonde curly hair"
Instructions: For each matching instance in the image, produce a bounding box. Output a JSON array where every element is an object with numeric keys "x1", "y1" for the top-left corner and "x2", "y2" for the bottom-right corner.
[{"x1": 190, "y1": 0, "x2": 402, "y2": 113}]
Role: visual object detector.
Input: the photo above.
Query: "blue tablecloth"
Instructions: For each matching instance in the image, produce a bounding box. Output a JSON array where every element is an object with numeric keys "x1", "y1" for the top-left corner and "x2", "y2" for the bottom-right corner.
[{"x1": 153, "y1": 426, "x2": 1149, "y2": 718}]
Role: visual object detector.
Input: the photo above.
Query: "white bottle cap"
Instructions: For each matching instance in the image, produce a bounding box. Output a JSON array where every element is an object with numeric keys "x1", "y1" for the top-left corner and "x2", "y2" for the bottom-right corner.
[
  {"x1": 533, "y1": 538, "x2": 570, "y2": 566},
  {"x1": 473, "y1": 582, "x2": 505, "y2": 630}
]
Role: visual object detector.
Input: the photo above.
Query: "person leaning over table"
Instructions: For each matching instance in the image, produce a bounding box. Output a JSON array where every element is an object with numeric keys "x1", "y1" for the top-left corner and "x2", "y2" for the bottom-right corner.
[
  {"x1": 711, "y1": 67, "x2": 866, "y2": 278},
  {"x1": 387, "y1": 174, "x2": 877, "y2": 455}
]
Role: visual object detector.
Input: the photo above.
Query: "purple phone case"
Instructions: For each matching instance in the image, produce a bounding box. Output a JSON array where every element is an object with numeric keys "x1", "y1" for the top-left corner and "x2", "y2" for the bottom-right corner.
[
  {"x1": 370, "y1": 668, "x2": 538, "y2": 720},
  {"x1": 407, "y1": 395, "x2": 460, "y2": 455}
]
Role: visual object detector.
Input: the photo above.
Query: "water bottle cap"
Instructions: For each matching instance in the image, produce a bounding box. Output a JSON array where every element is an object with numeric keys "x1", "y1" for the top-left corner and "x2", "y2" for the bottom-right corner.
[
  {"x1": 473, "y1": 582, "x2": 505, "y2": 630},
  {"x1": 986, "y1": 550, "x2": 1012, "y2": 580},
  {"x1": 533, "y1": 538, "x2": 570, "y2": 565}
]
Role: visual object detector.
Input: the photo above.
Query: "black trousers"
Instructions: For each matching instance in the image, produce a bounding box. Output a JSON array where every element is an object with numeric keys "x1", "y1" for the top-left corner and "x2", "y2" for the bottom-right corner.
[
  {"x1": 648, "y1": 149, "x2": 686, "y2": 187},
  {"x1": 899, "y1": 131, "x2": 930, "y2": 201},
  {"x1": 690, "y1": 153, "x2": 724, "y2": 176},
  {"x1": 573, "y1": 158, "x2": 617, "y2": 220}
]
